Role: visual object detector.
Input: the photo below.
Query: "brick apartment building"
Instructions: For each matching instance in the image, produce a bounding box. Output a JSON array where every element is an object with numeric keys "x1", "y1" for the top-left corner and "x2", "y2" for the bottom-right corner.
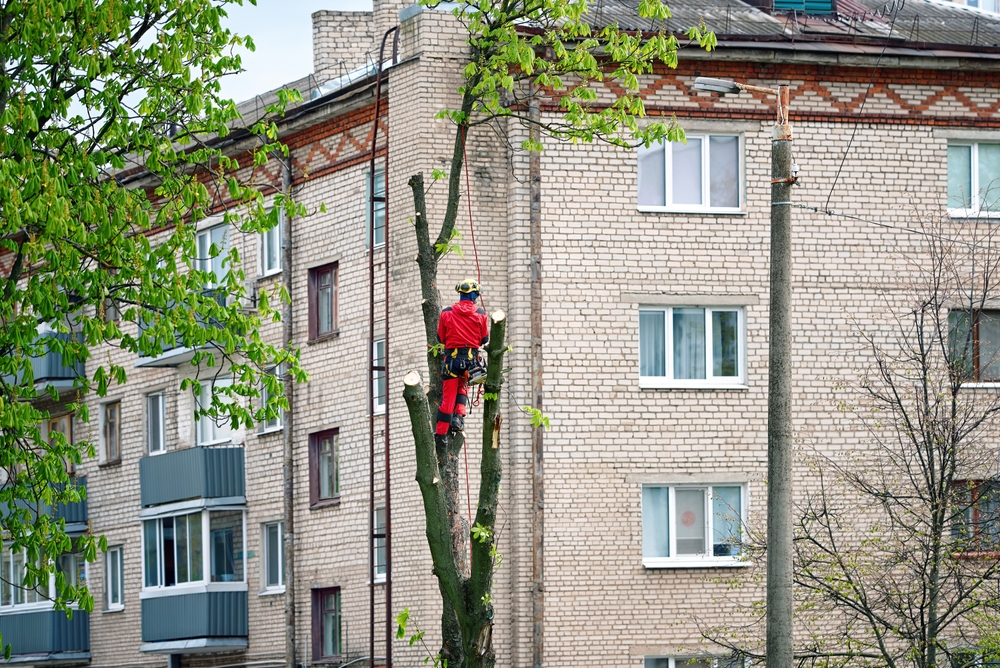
[{"x1": 3, "y1": 0, "x2": 1000, "y2": 666}]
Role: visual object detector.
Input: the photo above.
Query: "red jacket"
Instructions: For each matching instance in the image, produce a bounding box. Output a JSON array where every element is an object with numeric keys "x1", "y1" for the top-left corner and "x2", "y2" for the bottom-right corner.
[{"x1": 438, "y1": 299, "x2": 488, "y2": 349}]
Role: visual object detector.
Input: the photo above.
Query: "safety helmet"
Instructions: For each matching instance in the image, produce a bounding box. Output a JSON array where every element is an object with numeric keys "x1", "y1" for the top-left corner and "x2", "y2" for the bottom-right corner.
[{"x1": 455, "y1": 279, "x2": 481, "y2": 295}]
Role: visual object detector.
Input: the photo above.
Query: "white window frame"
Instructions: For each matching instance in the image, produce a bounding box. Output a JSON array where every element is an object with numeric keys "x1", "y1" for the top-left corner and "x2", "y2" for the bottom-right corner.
[
  {"x1": 373, "y1": 506, "x2": 386, "y2": 584},
  {"x1": 948, "y1": 141, "x2": 1000, "y2": 218},
  {"x1": 195, "y1": 223, "x2": 231, "y2": 287},
  {"x1": 146, "y1": 392, "x2": 166, "y2": 455},
  {"x1": 261, "y1": 521, "x2": 285, "y2": 593},
  {"x1": 0, "y1": 545, "x2": 55, "y2": 610},
  {"x1": 259, "y1": 367, "x2": 283, "y2": 434},
  {"x1": 645, "y1": 656, "x2": 744, "y2": 668},
  {"x1": 638, "y1": 306, "x2": 746, "y2": 389},
  {"x1": 196, "y1": 378, "x2": 234, "y2": 446},
  {"x1": 106, "y1": 546, "x2": 124, "y2": 610},
  {"x1": 372, "y1": 339, "x2": 386, "y2": 415},
  {"x1": 141, "y1": 508, "x2": 247, "y2": 592},
  {"x1": 641, "y1": 484, "x2": 747, "y2": 569},
  {"x1": 637, "y1": 134, "x2": 744, "y2": 214},
  {"x1": 100, "y1": 400, "x2": 122, "y2": 463},
  {"x1": 259, "y1": 211, "x2": 282, "y2": 277}
]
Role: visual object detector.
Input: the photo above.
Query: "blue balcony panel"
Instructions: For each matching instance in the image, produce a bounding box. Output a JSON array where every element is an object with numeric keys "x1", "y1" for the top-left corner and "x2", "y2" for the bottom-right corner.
[
  {"x1": 140, "y1": 591, "x2": 247, "y2": 650},
  {"x1": 1, "y1": 479, "x2": 88, "y2": 535},
  {"x1": 0, "y1": 609, "x2": 89, "y2": 665},
  {"x1": 140, "y1": 447, "x2": 245, "y2": 508}
]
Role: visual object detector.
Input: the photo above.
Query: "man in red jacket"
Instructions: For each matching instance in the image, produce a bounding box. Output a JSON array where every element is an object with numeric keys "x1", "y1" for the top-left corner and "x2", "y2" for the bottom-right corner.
[{"x1": 436, "y1": 279, "x2": 489, "y2": 438}]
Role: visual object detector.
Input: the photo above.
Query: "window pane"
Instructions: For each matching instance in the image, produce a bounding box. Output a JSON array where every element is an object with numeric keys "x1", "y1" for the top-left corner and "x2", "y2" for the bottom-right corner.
[
  {"x1": 144, "y1": 520, "x2": 158, "y2": 587},
  {"x1": 210, "y1": 225, "x2": 228, "y2": 283},
  {"x1": 645, "y1": 660, "x2": 670, "y2": 668},
  {"x1": 374, "y1": 340, "x2": 386, "y2": 411},
  {"x1": 176, "y1": 516, "x2": 189, "y2": 583},
  {"x1": 680, "y1": 660, "x2": 713, "y2": 668},
  {"x1": 673, "y1": 308, "x2": 706, "y2": 380},
  {"x1": 712, "y1": 310, "x2": 739, "y2": 378},
  {"x1": 108, "y1": 549, "x2": 121, "y2": 606},
  {"x1": 948, "y1": 311, "x2": 974, "y2": 379},
  {"x1": 639, "y1": 311, "x2": 666, "y2": 377},
  {"x1": 319, "y1": 437, "x2": 335, "y2": 499},
  {"x1": 981, "y1": 311, "x2": 1000, "y2": 381},
  {"x1": 322, "y1": 592, "x2": 341, "y2": 656},
  {"x1": 2, "y1": 550, "x2": 10, "y2": 605},
  {"x1": 949, "y1": 145, "x2": 973, "y2": 209},
  {"x1": 642, "y1": 486, "x2": 670, "y2": 558},
  {"x1": 980, "y1": 143, "x2": 1000, "y2": 212},
  {"x1": 266, "y1": 222, "x2": 281, "y2": 272},
  {"x1": 12, "y1": 552, "x2": 23, "y2": 604},
  {"x1": 266, "y1": 523, "x2": 281, "y2": 587},
  {"x1": 318, "y1": 278, "x2": 332, "y2": 335},
  {"x1": 637, "y1": 142, "x2": 666, "y2": 207},
  {"x1": 981, "y1": 483, "x2": 1000, "y2": 549},
  {"x1": 374, "y1": 170, "x2": 386, "y2": 246},
  {"x1": 672, "y1": 138, "x2": 703, "y2": 205},
  {"x1": 713, "y1": 486, "x2": 742, "y2": 557},
  {"x1": 709, "y1": 135, "x2": 740, "y2": 208},
  {"x1": 189, "y1": 512, "x2": 203, "y2": 581},
  {"x1": 147, "y1": 394, "x2": 163, "y2": 453},
  {"x1": 210, "y1": 511, "x2": 243, "y2": 582},
  {"x1": 674, "y1": 489, "x2": 706, "y2": 555},
  {"x1": 162, "y1": 517, "x2": 175, "y2": 587}
]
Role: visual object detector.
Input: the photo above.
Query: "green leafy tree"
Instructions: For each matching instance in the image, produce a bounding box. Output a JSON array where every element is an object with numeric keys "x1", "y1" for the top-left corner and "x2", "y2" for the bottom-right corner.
[
  {"x1": 0, "y1": 0, "x2": 300, "y2": 651},
  {"x1": 400, "y1": 1, "x2": 714, "y2": 665}
]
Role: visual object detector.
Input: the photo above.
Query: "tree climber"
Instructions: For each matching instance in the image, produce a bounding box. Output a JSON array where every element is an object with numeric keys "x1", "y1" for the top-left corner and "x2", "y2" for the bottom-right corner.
[{"x1": 435, "y1": 279, "x2": 489, "y2": 440}]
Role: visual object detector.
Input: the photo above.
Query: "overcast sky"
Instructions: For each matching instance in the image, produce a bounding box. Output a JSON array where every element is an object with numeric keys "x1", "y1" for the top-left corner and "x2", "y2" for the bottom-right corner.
[{"x1": 217, "y1": 0, "x2": 372, "y2": 104}]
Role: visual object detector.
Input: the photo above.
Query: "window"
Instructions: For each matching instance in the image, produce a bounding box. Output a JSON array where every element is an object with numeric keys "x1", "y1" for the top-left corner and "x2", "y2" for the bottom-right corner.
[
  {"x1": 949, "y1": 141, "x2": 1000, "y2": 216},
  {"x1": 311, "y1": 587, "x2": 342, "y2": 662},
  {"x1": 639, "y1": 306, "x2": 745, "y2": 388},
  {"x1": 196, "y1": 224, "x2": 230, "y2": 286},
  {"x1": 642, "y1": 484, "x2": 744, "y2": 567},
  {"x1": 0, "y1": 546, "x2": 47, "y2": 607},
  {"x1": 953, "y1": 481, "x2": 1000, "y2": 551},
  {"x1": 966, "y1": 0, "x2": 999, "y2": 12},
  {"x1": 106, "y1": 546, "x2": 124, "y2": 609},
  {"x1": 309, "y1": 430, "x2": 340, "y2": 507},
  {"x1": 147, "y1": 393, "x2": 165, "y2": 454},
  {"x1": 103, "y1": 401, "x2": 121, "y2": 463},
  {"x1": 196, "y1": 378, "x2": 233, "y2": 445},
  {"x1": 638, "y1": 134, "x2": 742, "y2": 212},
  {"x1": 48, "y1": 413, "x2": 74, "y2": 475},
  {"x1": 645, "y1": 657, "x2": 743, "y2": 668},
  {"x1": 308, "y1": 263, "x2": 338, "y2": 341},
  {"x1": 143, "y1": 509, "x2": 244, "y2": 588},
  {"x1": 260, "y1": 213, "x2": 282, "y2": 275},
  {"x1": 953, "y1": 650, "x2": 1000, "y2": 668},
  {"x1": 263, "y1": 521, "x2": 285, "y2": 590},
  {"x1": 369, "y1": 169, "x2": 386, "y2": 248},
  {"x1": 55, "y1": 551, "x2": 86, "y2": 589},
  {"x1": 374, "y1": 506, "x2": 386, "y2": 583},
  {"x1": 373, "y1": 338, "x2": 386, "y2": 414},
  {"x1": 948, "y1": 309, "x2": 1000, "y2": 382},
  {"x1": 260, "y1": 367, "x2": 283, "y2": 433}
]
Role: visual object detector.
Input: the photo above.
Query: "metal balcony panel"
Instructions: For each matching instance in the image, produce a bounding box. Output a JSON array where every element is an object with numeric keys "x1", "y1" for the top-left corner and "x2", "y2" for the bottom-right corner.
[
  {"x1": 140, "y1": 591, "x2": 247, "y2": 643},
  {"x1": 139, "y1": 447, "x2": 244, "y2": 507},
  {"x1": 0, "y1": 609, "x2": 89, "y2": 656}
]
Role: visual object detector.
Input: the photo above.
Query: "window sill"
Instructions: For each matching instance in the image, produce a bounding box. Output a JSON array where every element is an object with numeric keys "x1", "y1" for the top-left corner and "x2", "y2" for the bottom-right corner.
[
  {"x1": 139, "y1": 581, "x2": 248, "y2": 599},
  {"x1": 639, "y1": 380, "x2": 748, "y2": 391},
  {"x1": 312, "y1": 656, "x2": 345, "y2": 666},
  {"x1": 258, "y1": 426, "x2": 283, "y2": 436},
  {"x1": 372, "y1": 575, "x2": 386, "y2": 586},
  {"x1": 103, "y1": 606, "x2": 125, "y2": 614},
  {"x1": 258, "y1": 587, "x2": 286, "y2": 597},
  {"x1": 195, "y1": 438, "x2": 234, "y2": 447},
  {"x1": 99, "y1": 459, "x2": 122, "y2": 469},
  {"x1": 0, "y1": 602, "x2": 57, "y2": 615},
  {"x1": 961, "y1": 382, "x2": 1000, "y2": 390},
  {"x1": 948, "y1": 210, "x2": 1000, "y2": 219},
  {"x1": 637, "y1": 206, "x2": 747, "y2": 216},
  {"x1": 643, "y1": 558, "x2": 748, "y2": 569},
  {"x1": 258, "y1": 268, "x2": 282, "y2": 280},
  {"x1": 308, "y1": 330, "x2": 340, "y2": 345},
  {"x1": 147, "y1": 449, "x2": 168, "y2": 457},
  {"x1": 310, "y1": 496, "x2": 341, "y2": 510}
]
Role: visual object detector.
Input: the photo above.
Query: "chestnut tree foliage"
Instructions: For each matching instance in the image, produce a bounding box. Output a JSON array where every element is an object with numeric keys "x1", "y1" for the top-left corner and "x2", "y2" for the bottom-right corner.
[
  {"x1": 400, "y1": 0, "x2": 714, "y2": 665},
  {"x1": 0, "y1": 0, "x2": 300, "y2": 647}
]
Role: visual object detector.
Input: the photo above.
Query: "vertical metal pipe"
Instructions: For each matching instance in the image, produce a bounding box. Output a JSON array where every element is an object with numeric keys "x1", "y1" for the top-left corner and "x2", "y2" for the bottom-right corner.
[
  {"x1": 766, "y1": 84, "x2": 794, "y2": 668},
  {"x1": 528, "y1": 95, "x2": 544, "y2": 668},
  {"x1": 281, "y1": 155, "x2": 296, "y2": 668},
  {"x1": 369, "y1": 26, "x2": 397, "y2": 668}
]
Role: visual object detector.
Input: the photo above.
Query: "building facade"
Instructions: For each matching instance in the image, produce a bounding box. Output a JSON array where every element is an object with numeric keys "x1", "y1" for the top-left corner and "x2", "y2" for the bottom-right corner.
[{"x1": 3, "y1": 0, "x2": 1000, "y2": 666}]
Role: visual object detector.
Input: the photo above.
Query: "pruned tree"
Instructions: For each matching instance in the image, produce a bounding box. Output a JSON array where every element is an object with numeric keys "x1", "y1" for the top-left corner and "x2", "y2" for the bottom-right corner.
[
  {"x1": 0, "y1": 0, "x2": 300, "y2": 647},
  {"x1": 707, "y1": 212, "x2": 1000, "y2": 668},
  {"x1": 398, "y1": 0, "x2": 715, "y2": 666}
]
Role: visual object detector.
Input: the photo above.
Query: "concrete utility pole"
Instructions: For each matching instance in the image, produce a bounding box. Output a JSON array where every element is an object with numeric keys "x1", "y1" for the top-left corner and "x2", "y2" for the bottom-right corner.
[{"x1": 693, "y1": 78, "x2": 794, "y2": 668}]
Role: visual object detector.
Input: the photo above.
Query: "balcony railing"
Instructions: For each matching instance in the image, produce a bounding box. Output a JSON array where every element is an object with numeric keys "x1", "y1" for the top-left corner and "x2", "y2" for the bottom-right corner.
[
  {"x1": 135, "y1": 290, "x2": 231, "y2": 368},
  {"x1": 1, "y1": 478, "x2": 88, "y2": 535},
  {"x1": 4, "y1": 331, "x2": 85, "y2": 391},
  {"x1": 0, "y1": 609, "x2": 89, "y2": 661},
  {"x1": 139, "y1": 447, "x2": 244, "y2": 507},
  {"x1": 140, "y1": 591, "x2": 247, "y2": 652}
]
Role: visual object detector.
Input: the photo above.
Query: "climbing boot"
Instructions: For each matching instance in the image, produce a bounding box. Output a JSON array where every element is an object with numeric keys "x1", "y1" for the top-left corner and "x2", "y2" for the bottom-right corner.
[{"x1": 450, "y1": 414, "x2": 465, "y2": 432}]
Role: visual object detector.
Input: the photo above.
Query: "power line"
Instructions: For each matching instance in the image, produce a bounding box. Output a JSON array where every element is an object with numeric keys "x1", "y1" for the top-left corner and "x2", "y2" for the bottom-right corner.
[{"x1": 824, "y1": 0, "x2": 904, "y2": 212}]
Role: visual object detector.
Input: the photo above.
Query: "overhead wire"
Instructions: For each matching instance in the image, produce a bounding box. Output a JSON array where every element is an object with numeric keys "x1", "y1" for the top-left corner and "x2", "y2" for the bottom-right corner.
[{"x1": 824, "y1": 0, "x2": 904, "y2": 211}]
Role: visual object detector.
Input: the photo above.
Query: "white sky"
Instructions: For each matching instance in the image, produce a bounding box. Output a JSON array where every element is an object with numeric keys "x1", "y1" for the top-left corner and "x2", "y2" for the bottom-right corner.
[{"x1": 218, "y1": 0, "x2": 373, "y2": 104}]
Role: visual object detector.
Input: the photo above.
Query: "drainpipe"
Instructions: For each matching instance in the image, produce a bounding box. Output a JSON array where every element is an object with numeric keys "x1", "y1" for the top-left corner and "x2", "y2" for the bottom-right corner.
[
  {"x1": 528, "y1": 96, "x2": 544, "y2": 668},
  {"x1": 281, "y1": 156, "x2": 296, "y2": 668}
]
